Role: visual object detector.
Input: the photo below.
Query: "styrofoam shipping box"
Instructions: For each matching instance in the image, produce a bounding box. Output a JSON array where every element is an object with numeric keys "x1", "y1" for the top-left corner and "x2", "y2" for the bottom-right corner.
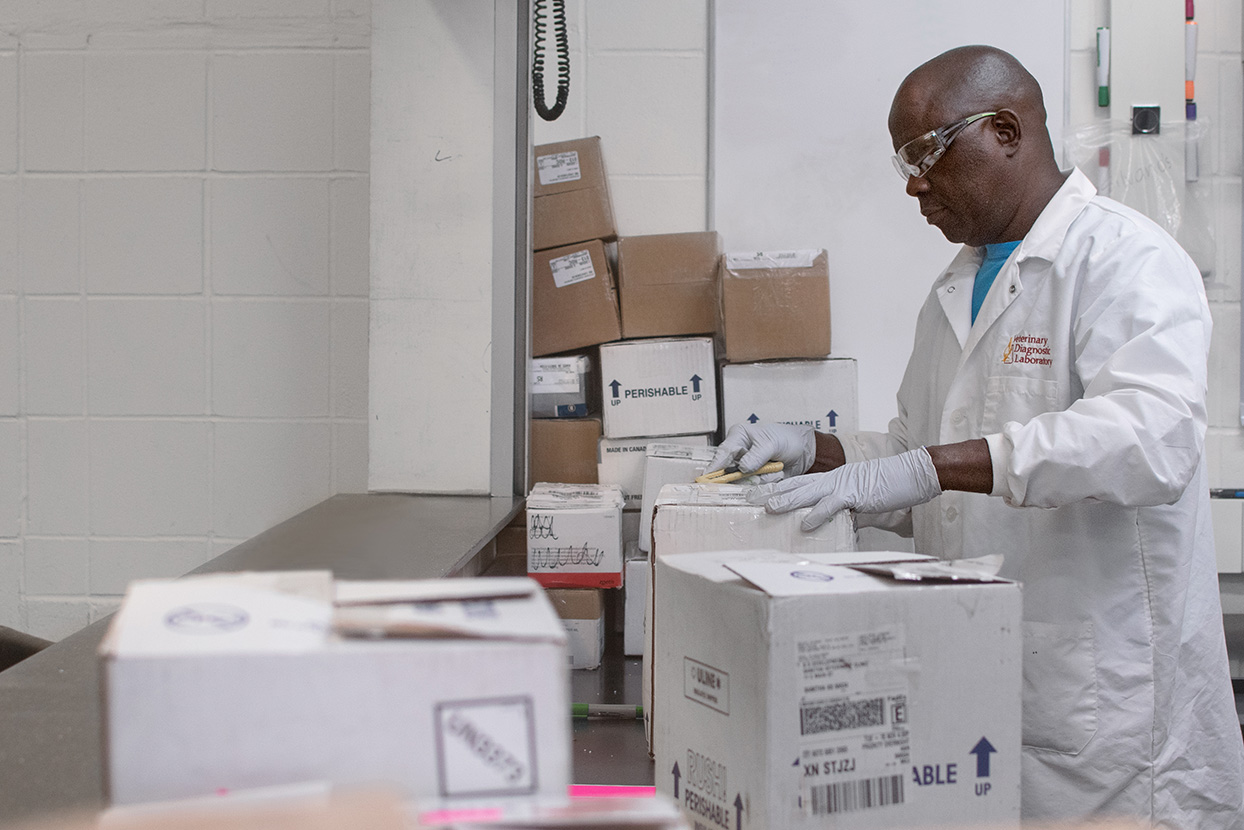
[
  {"x1": 526, "y1": 483, "x2": 625, "y2": 589},
  {"x1": 532, "y1": 355, "x2": 592, "y2": 418},
  {"x1": 652, "y1": 553, "x2": 1022, "y2": 829},
  {"x1": 721, "y1": 358, "x2": 859, "y2": 435},
  {"x1": 598, "y1": 338, "x2": 717, "y2": 439},
  {"x1": 599, "y1": 434, "x2": 712, "y2": 511},
  {"x1": 101, "y1": 572, "x2": 570, "y2": 806},
  {"x1": 637, "y1": 445, "x2": 719, "y2": 553}
]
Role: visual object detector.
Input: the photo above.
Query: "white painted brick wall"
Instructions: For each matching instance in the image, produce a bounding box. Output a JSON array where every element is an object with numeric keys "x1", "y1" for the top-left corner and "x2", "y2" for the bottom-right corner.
[{"x1": 2, "y1": 3, "x2": 370, "y2": 640}]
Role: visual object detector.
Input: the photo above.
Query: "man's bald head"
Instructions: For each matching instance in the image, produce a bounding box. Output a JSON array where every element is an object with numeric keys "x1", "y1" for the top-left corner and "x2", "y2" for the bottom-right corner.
[
  {"x1": 889, "y1": 46, "x2": 1065, "y2": 247},
  {"x1": 889, "y1": 46, "x2": 1049, "y2": 153}
]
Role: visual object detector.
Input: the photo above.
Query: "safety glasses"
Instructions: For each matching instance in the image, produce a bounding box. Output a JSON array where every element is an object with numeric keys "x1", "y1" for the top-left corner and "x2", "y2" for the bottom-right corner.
[{"x1": 892, "y1": 112, "x2": 996, "y2": 180}]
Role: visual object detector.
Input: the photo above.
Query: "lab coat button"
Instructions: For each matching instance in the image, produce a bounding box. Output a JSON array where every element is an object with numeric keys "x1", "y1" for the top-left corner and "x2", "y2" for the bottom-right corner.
[
  {"x1": 946, "y1": 285, "x2": 956, "y2": 293},
  {"x1": 1009, "y1": 284, "x2": 1017, "y2": 293},
  {"x1": 950, "y1": 409, "x2": 966, "y2": 425},
  {"x1": 945, "y1": 506, "x2": 959, "y2": 522}
]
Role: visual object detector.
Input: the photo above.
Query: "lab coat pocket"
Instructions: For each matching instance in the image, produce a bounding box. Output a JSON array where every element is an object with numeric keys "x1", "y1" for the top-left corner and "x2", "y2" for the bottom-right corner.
[
  {"x1": 1020, "y1": 620, "x2": 1098, "y2": 755},
  {"x1": 981, "y1": 375, "x2": 1061, "y2": 434}
]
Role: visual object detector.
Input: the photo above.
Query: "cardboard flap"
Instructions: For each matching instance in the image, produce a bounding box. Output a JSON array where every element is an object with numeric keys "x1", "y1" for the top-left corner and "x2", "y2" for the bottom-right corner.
[
  {"x1": 333, "y1": 584, "x2": 567, "y2": 643},
  {"x1": 851, "y1": 554, "x2": 1009, "y2": 583},
  {"x1": 334, "y1": 577, "x2": 537, "y2": 607},
  {"x1": 723, "y1": 561, "x2": 872, "y2": 596}
]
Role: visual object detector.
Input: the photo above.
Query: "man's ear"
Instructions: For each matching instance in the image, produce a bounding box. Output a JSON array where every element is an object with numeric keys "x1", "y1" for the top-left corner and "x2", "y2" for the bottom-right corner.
[{"x1": 991, "y1": 109, "x2": 1021, "y2": 157}]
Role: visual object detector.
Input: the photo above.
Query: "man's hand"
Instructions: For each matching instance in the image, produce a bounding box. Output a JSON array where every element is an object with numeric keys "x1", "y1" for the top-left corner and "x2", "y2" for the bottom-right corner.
[
  {"x1": 747, "y1": 447, "x2": 943, "y2": 530},
  {"x1": 708, "y1": 422, "x2": 817, "y2": 482}
]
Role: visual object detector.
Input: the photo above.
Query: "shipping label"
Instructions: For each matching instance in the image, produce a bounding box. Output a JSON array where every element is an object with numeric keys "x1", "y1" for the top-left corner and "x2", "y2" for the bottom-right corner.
[
  {"x1": 434, "y1": 696, "x2": 538, "y2": 798},
  {"x1": 683, "y1": 656, "x2": 729, "y2": 715},
  {"x1": 796, "y1": 626, "x2": 910, "y2": 817},
  {"x1": 531, "y1": 359, "x2": 582, "y2": 393},
  {"x1": 549, "y1": 249, "x2": 597, "y2": 288},
  {"x1": 725, "y1": 249, "x2": 820, "y2": 270},
  {"x1": 537, "y1": 150, "x2": 582, "y2": 186}
]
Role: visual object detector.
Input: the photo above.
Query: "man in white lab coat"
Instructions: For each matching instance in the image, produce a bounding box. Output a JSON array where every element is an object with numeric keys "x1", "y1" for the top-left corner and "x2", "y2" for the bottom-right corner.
[{"x1": 711, "y1": 45, "x2": 1244, "y2": 827}]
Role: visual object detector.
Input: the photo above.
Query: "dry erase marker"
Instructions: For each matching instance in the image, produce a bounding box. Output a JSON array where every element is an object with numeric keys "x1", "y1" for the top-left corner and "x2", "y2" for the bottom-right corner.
[
  {"x1": 1186, "y1": 20, "x2": 1198, "y2": 182},
  {"x1": 1096, "y1": 27, "x2": 1110, "y2": 108}
]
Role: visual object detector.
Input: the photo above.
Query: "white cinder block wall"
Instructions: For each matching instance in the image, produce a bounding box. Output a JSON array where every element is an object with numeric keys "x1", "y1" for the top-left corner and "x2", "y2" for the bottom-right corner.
[{"x1": 0, "y1": 3, "x2": 371, "y2": 640}]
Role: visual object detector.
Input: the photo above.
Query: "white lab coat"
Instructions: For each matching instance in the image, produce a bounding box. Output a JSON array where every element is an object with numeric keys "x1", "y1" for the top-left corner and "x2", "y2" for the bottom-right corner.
[{"x1": 840, "y1": 168, "x2": 1244, "y2": 827}]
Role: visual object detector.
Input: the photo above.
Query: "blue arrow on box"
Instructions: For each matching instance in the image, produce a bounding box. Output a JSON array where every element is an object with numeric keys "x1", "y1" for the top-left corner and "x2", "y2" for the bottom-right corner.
[{"x1": 971, "y1": 736, "x2": 996, "y2": 777}]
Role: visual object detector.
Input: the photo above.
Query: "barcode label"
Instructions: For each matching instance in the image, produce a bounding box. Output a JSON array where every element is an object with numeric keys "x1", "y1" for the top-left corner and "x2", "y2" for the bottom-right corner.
[
  {"x1": 808, "y1": 775, "x2": 904, "y2": 815},
  {"x1": 800, "y1": 697, "x2": 884, "y2": 735}
]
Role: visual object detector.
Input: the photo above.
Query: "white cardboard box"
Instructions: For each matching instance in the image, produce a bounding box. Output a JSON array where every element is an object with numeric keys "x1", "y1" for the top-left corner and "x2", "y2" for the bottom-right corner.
[
  {"x1": 652, "y1": 553, "x2": 1022, "y2": 829},
  {"x1": 526, "y1": 483, "x2": 625, "y2": 589},
  {"x1": 598, "y1": 338, "x2": 717, "y2": 439},
  {"x1": 637, "y1": 445, "x2": 719, "y2": 553},
  {"x1": 720, "y1": 357, "x2": 859, "y2": 435},
  {"x1": 598, "y1": 434, "x2": 711, "y2": 511},
  {"x1": 101, "y1": 572, "x2": 570, "y2": 806},
  {"x1": 532, "y1": 354, "x2": 592, "y2": 418},
  {"x1": 642, "y1": 485, "x2": 861, "y2": 749}
]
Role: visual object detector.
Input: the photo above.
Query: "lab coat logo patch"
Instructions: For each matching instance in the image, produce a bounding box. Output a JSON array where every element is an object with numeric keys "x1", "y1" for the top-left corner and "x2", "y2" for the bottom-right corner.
[{"x1": 1001, "y1": 335, "x2": 1053, "y2": 367}]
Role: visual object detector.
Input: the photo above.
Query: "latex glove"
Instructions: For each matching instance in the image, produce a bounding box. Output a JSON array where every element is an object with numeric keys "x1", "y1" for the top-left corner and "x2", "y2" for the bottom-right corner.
[
  {"x1": 708, "y1": 422, "x2": 816, "y2": 482},
  {"x1": 748, "y1": 447, "x2": 943, "y2": 531}
]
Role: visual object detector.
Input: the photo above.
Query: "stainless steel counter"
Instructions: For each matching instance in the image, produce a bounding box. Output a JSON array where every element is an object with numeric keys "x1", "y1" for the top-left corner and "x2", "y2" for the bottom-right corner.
[{"x1": 0, "y1": 493, "x2": 527, "y2": 823}]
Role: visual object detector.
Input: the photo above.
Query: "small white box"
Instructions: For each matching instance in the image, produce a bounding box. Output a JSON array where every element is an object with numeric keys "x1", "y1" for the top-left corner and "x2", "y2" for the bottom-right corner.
[
  {"x1": 653, "y1": 553, "x2": 1022, "y2": 829},
  {"x1": 546, "y1": 588, "x2": 605, "y2": 670},
  {"x1": 599, "y1": 338, "x2": 717, "y2": 439},
  {"x1": 624, "y1": 557, "x2": 648, "y2": 657},
  {"x1": 599, "y1": 434, "x2": 712, "y2": 511},
  {"x1": 721, "y1": 358, "x2": 858, "y2": 435},
  {"x1": 637, "y1": 445, "x2": 719, "y2": 553},
  {"x1": 532, "y1": 355, "x2": 592, "y2": 418},
  {"x1": 101, "y1": 572, "x2": 570, "y2": 806},
  {"x1": 526, "y1": 483, "x2": 625, "y2": 589}
]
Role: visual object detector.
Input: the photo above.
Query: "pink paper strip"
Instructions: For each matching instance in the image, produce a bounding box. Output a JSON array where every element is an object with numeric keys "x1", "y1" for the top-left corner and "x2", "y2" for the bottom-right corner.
[{"x1": 568, "y1": 784, "x2": 657, "y2": 799}]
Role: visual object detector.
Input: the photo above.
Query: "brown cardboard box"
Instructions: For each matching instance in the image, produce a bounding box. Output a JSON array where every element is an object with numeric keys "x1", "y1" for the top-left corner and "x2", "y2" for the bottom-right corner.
[
  {"x1": 532, "y1": 240, "x2": 621, "y2": 357},
  {"x1": 617, "y1": 231, "x2": 721, "y2": 338},
  {"x1": 718, "y1": 249, "x2": 831, "y2": 362},
  {"x1": 529, "y1": 417, "x2": 602, "y2": 489},
  {"x1": 533, "y1": 136, "x2": 616, "y2": 251}
]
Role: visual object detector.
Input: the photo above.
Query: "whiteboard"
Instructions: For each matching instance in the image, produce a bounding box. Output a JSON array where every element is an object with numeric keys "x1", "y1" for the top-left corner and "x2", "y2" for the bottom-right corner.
[{"x1": 713, "y1": 2, "x2": 1066, "y2": 430}]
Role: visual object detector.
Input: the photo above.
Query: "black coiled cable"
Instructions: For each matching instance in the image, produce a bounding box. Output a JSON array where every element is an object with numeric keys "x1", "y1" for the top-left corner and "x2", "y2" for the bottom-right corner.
[{"x1": 532, "y1": 0, "x2": 570, "y2": 121}]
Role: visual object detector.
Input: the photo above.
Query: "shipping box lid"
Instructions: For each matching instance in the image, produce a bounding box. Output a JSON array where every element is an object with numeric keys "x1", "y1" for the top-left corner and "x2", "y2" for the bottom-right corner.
[
  {"x1": 101, "y1": 572, "x2": 566, "y2": 658},
  {"x1": 528, "y1": 482, "x2": 625, "y2": 510},
  {"x1": 650, "y1": 484, "x2": 857, "y2": 558},
  {"x1": 711, "y1": 556, "x2": 1011, "y2": 597}
]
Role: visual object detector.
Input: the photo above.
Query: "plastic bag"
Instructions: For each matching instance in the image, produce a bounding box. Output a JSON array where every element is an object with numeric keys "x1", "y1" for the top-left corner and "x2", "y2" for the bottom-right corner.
[{"x1": 1063, "y1": 118, "x2": 1215, "y2": 278}]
